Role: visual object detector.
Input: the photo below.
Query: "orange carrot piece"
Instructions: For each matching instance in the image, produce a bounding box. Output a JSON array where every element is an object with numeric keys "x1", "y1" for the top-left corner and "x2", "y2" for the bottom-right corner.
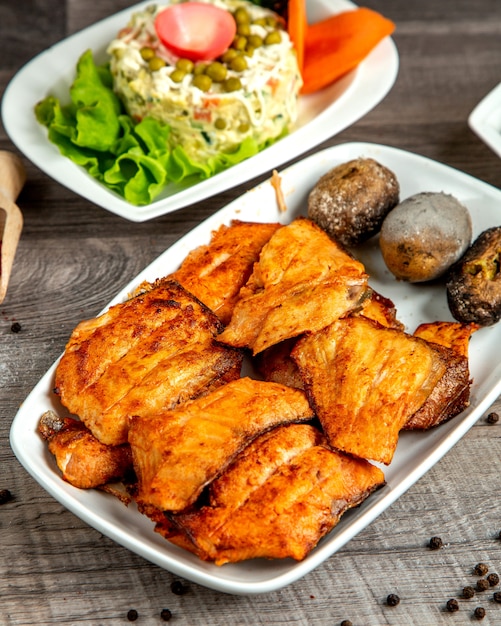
[
  {"x1": 301, "y1": 7, "x2": 395, "y2": 95},
  {"x1": 287, "y1": 0, "x2": 307, "y2": 73}
]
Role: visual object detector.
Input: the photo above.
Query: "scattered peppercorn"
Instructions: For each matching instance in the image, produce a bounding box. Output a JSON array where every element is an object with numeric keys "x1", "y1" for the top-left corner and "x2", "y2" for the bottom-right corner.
[
  {"x1": 463, "y1": 586, "x2": 476, "y2": 599},
  {"x1": 340, "y1": 621, "x2": 353, "y2": 626},
  {"x1": 487, "y1": 573, "x2": 500, "y2": 586},
  {"x1": 474, "y1": 607, "x2": 486, "y2": 620},
  {"x1": 493, "y1": 591, "x2": 501, "y2": 603},
  {"x1": 10, "y1": 321, "x2": 21, "y2": 333},
  {"x1": 160, "y1": 608, "x2": 172, "y2": 621},
  {"x1": 170, "y1": 580, "x2": 188, "y2": 595},
  {"x1": 474, "y1": 563, "x2": 489, "y2": 576},
  {"x1": 0, "y1": 489, "x2": 12, "y2": 504},
  {"x1": 486, "y1": 411, "x2": 499, "y2": 424},
  {"x1": 386, "y1": 593, "x2": 400, "y2": 607},
  {"x1": 477, "y1": 579, "x2": 490, "y2": 592},
  {"x1": 429, "y1": 536, "x2": 443, "y2": 550},
  {"x1": 127, "y1": 609, "x2": 138, "y2": 621},
  {"x1": 446, "y1": 598, "x2": 459, "y2": 612}
]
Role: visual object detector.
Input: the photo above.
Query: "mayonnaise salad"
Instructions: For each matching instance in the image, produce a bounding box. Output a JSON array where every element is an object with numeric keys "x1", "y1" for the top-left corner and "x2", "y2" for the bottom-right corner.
[{"x1": 107, "y1": 0, "x2": 303, "y2": 163}]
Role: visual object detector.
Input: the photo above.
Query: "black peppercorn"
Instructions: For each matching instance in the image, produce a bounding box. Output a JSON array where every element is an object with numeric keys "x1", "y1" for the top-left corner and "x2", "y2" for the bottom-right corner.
[
  {"x1": 463, "y1": 586, "x2": 476, "y2": 599},
  {"x1": 474, "y1": 563, "x2": 489, "y2": 576},
  {"x1": 474, "y1": 607, "x2": 486, "y2": 620},
  {"x1": 487, "y1": 573, "x2": 499, "y2": 586},
  {"x1": 127, "y1": 609, "x2": 138, "y2": 621},
  {"x1": 386, "y1": 593, "x2": 400, "y2": 607},
  {"x1": 171, "y1": 580, "x2": 188, "y2": 595},
  {"x1": 10, "y1": 321, "x2": 21, "y2": 333},
  {"x1": 494, "y1": 591, "x2": 501, "y2": 603},
  {"x1": 446, "y1": 598, "x2": 459, "y2": 612},
  {"x1": 160, "y1": 608, "x2": 172, "y2": 621},
  {"x1": 429, "y1": 536, "x2": 443, "y2": 550},
  {"x1": 0, "y1": 489, "x2": 12, "y2": 504},
  {"x1": 486, "y1": 411, "x2": 499, "y2": 424},
  {"x1": 477, "y1": 579, "x2": 489, "y2": 592}
]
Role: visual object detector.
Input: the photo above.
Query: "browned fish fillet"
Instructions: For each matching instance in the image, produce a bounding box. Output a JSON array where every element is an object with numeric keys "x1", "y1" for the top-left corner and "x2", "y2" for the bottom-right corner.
[
  {"x1": 38, "y1": 410, "x2": 132, "y2": 489},
  {"x1": 128, "y1": 377, "x2": 314, "y2": 513},
  {"x1": 291, "y1": 316, "x2": 448, "y2": 464},
  {"x1": 55, "y1": 279, "x2": 243, "y2": 445},
  {"x1": 254, "y1": 338, "x2": 304, "y2": 389},
  {"x1": 218, "y1": 218, "x2": 369, "y2": 354},
  {"x1": 404, "y1": 321, "x2": 476, "y2": 430},
  {"x1": 170, "y1": 424, "x2": 385, "y2": 564},
  {"x1": 356, "y1": 288, "x2": 405, "y2": 330},
  {"x1": 170, "y1": 220, "x2": 282, "y2": 324}
]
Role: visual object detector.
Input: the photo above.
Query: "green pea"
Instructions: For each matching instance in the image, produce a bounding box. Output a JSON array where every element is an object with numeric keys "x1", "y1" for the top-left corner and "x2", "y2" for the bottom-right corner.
[
  {"x1": 214, "y1": 117, "x2": 227, "y2": 130},
  {"x1": 193, "y1": 63, "x2": 208, "y2": 75},
  {"x1": 221, "y1": 48, "x2": 238, "y2": 64},
  {"x1": 264, "y1": 31, "x2": 282, "y2": 45},
  {"x1": 170, "y1": 69, "x2": 186, "y2": 83},
  {"x1": 238, "y1": 122, "x2": 250, "y2": 133},
  {"x1": 176, "y1": 58, "x2": 194, "y2": 73},
  {"x1": 252, "y1": 18, "x2": 267, "y2": 27},
  {"x1": 206, "y1": 62, "x2": 227, "y2": 82},
  {"x1": 140, "y1": 47, "x2": 155, "y2": 61},
  {"x1": 234, "y1": 7, "x2": 250, "y2": 24},
  {"x1": 230, "y1": 55, "x2": 247, "y2": 72},
  {"x1": 232, "y1": 35, "x2": 247, "y2": 51},
  {"x1": 224, "y1": 76, "x2": 242, "y2": 92},
  {"x1": 237, "y1": 23, "x2": 251, "y2": 37},
  {"x1": 192, "y1": 73, "x2": 212, "y2": 92},
  {"x1": 248, "y1": 34, "x2": 263, "y2": 48},
  {"x1": 148, "y1": 56, "x2": 166, "y2": 71}
]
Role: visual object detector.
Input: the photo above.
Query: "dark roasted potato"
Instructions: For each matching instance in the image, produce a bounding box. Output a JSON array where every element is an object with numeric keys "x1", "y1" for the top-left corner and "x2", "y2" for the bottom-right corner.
[{"x1": 446, "y1": 226, "x2": 501, "y2": 326}]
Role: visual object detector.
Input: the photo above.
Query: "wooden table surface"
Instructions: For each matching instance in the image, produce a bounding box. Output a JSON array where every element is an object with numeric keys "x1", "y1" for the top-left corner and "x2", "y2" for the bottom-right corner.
[{"x1": 2, "y1": 1, "x2": 501, "y2": 624}]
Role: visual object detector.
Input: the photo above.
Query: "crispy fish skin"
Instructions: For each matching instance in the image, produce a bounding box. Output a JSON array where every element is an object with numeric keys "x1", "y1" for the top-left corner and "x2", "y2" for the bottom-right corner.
[
  {"x1": 171, "y1": 424, "x2": 385, "y2": 564},
  {"x1": 38, "y1": 411, "x2": 132, "y2": 489},
  {"x1": 218, "y1": 218, "x2": 369, "y2": 354},
  {"x1": 170, "y1": 220, "x2": 282, "y2": 325},
  {"x1": 128, "y1": 377, "x2": 314, "y2": 513},
  {"x1": 55, "y1": 279, "x2": 243, "y2": 445},
  {"x1": 291, "y1": 316, "x2": 447, "y2": 464},
  {"x1": 404, "y1": 321, "x2": 476, "y2": 430}
]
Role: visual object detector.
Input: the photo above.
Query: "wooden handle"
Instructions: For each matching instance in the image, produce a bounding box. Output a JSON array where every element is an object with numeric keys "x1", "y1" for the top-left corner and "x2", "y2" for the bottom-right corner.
[{"x1": 0, "y1": 151, "x2": 26, "y2": 203}]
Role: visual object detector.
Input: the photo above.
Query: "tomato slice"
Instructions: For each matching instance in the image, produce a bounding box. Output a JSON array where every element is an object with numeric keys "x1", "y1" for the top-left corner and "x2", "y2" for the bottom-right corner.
[{"x1": 155, "y1": 2, "x2": 237, "y2": 62}]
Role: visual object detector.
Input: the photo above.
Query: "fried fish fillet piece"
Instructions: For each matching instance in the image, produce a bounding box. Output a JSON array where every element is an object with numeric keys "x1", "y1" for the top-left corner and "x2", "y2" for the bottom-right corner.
[
  {"x1": 170, "y1": 220, "x2": 282, "y2": 325},
  {"x1": 38, "y1": 410, "x2": 132, "y2": 489},
  {"x1": 356, "y1": 288, "x2": 404, "y2": 330},
  {"x1": 169, "y1": 424, "x2": 385, "y2": 564},
  {"x1": 291, "y1": 316, "x2": 449, "y2": 464},
  {"x1": 128, "y1": 377, "x2": 314, "y2": 513},
  {"x1": 218, "y1": 218, "x2": 369, "y2": 354},
  {"x1": 54, "y1": 279, "x2": 243, "y2": 445},
  {"x1": 403, "y1": 321, "x2": 477, "y2": 430}
]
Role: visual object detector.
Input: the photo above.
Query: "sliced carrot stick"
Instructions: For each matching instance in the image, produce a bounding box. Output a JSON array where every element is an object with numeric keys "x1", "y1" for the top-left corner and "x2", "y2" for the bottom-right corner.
[
  {"x1": 287, "y1": 0, "x2": 307, "y2": 73},
  {"x1": 301, "y1": 7, "x2": 395, "y2": 95}
]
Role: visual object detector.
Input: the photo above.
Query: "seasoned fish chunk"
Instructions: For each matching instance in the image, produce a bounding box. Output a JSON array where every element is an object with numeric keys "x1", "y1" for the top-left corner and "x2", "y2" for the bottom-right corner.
[
  {"x1": 218, "y1": 218, "x2": 369, "y2": 354},
  {"x1": 171, "y1": 424, "x2": 385, "y2": 564},
  {"x1": 38, "y1": 411, "x2": 132, "y2": 489},
  {"x1": 291, "y1": 316, "x2": 448, "y2": 464},
  {"x1": 404, "y1": 321, "x2": 476, "y2": 430},
  {"x1": 170, "y1": 220, "x2": 281, "y2": 325},
  {"x1": 128, "y1": 377, "x2": 314, "y2": 513},
  {"x1": 55, "y1": 279, "x2": 243, "y2": 445}
]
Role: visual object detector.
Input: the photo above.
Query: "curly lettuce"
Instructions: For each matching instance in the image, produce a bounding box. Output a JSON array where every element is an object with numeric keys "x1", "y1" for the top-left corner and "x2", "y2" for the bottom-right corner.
[{"x1": 34, "y1": 50, "x2": 274, "y2": 206}]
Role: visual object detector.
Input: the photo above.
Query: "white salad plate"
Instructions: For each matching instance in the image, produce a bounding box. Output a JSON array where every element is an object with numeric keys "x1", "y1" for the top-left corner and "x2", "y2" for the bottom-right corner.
[
  {"x1": 10, "y1": 142, "x2": 501, "y2": 595},
  {"x1": 469, "y1": 81, "x2": 501, "y2": 158},
  {"x1": 1, "y1": 0, "x2": 398, "y2": 222}
]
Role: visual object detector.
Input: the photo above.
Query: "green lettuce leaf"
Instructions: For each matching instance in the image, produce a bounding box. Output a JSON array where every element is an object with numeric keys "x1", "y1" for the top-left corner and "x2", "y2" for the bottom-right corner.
[{"x1": 35, "y1": 50, "x2": 285, "y2": 206}]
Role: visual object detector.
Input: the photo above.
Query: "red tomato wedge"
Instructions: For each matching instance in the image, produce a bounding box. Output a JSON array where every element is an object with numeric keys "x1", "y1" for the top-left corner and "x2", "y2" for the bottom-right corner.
[{"x1": 155, "y1": 2, "x2": 237, "y2": 61}]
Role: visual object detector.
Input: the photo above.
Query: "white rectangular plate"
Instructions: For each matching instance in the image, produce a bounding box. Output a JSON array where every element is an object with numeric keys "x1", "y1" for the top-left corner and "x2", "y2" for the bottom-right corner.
[
  {"x1": 469, "y1": 82, "x2": 501, "y2": 157},
  {"x1": 1, "y1": 0, "x2": 398, "y2": 222},
  {"x1": 10, "y1": 142, "x2": 501, "y2": 595}
]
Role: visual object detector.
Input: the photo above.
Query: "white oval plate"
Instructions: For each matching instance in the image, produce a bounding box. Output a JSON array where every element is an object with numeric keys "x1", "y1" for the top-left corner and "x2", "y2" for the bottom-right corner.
[
  {"x1": 1, "y1": 0, "x2": 398, "y2": 222},
  {"x1": 11, "y1": 142, "x2": 501, "y2": 595},
  {"x1": 469, "y1": 81, "x2": 501, "y2": 158}
]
